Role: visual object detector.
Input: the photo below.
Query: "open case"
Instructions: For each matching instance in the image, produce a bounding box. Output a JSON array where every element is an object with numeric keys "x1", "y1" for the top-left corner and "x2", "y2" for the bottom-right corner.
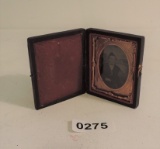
[{"x1": 27, "y1": 28, "x2": 145, "y2": 109}]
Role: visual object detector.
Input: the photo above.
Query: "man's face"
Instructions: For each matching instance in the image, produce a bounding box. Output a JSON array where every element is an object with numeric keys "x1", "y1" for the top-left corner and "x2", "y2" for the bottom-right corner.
[{"x1": 108, "y1": 55, "x2": 116, "y2": 65}]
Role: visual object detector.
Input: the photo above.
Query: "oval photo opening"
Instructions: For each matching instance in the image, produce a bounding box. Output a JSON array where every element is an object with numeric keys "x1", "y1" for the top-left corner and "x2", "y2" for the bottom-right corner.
[{"x1": 99, "y1": 45, "x2": 129, "y2": 89}]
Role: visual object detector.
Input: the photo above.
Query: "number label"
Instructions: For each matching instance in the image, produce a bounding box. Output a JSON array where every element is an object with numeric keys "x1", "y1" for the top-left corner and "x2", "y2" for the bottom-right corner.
[{"x1": 72, "y1": 120, "x2": 108, "y2": 132}]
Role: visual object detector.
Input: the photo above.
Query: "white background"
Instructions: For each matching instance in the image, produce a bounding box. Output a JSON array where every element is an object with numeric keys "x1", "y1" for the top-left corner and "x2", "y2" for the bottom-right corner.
[{"x1": 0, "y1": 0, "x2": 160, "y2": 149}]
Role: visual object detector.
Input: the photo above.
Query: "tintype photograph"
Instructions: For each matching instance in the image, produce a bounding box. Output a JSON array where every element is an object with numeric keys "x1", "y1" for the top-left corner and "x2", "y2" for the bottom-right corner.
[
  {"x1": 88, "y1": 30, "x2": 144, "y2": 108},
  {"x1": 99, "y1": 45, "x2": 129, "y2": 89}
]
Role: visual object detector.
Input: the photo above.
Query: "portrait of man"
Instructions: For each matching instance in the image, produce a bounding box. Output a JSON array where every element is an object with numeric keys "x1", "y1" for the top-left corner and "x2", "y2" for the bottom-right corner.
[{"x1": 100, "y1": 45, "x2": 129, "y2": 89}]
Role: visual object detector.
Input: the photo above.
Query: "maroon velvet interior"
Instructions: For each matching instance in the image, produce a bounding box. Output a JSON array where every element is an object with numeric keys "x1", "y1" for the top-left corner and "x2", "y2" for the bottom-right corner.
[{"x1": 33, "y1": 33, "x2": 83, "y2": 106}]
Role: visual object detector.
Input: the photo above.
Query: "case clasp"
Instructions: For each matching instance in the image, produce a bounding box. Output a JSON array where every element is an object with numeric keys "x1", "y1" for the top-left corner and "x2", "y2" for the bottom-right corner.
[{"x1": 138, "y1": 65, "x2": 142, "y2": 77}]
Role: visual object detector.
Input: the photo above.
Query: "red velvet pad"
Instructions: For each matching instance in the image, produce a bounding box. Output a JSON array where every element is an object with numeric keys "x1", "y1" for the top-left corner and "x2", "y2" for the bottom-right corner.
[{"x1": 30, "y1": 32, "x2": 84, "y2": 108}]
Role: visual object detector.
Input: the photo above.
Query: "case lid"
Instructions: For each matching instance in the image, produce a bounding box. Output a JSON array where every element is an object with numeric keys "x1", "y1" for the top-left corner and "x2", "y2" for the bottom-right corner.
[{"x1": 28, "y1": 29, "x2": 86, "y2": 109}]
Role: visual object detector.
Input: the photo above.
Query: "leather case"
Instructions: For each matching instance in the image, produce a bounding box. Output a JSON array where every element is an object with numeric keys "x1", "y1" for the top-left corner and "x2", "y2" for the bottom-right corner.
[{"x1": 28, "y1": 28, "x2": 144, "y2": 109}]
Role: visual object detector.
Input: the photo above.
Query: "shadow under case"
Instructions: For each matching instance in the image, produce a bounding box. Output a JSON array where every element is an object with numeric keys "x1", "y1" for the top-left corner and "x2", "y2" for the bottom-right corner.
[{"x1": 27, "y1": 28, "x2": 144, "y2": 109}]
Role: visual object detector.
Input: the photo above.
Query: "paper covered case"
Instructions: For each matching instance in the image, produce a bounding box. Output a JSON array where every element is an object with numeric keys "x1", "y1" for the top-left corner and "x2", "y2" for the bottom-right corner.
[{"x1": 28, "y1": 28, "x2": 144, "y2": 109}]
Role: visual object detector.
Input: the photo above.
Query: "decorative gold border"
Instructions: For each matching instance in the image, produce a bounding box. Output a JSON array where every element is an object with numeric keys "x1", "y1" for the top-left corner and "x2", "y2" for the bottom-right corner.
[{"x1": 90, "y1": 34, "x2": 138, "y2": 103}]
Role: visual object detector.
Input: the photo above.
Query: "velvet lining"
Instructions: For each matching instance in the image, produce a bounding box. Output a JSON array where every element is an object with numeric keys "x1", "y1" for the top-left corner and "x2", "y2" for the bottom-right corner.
[{"x1": 33, "y1": 33, "x2": 83, "y2": 106}]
